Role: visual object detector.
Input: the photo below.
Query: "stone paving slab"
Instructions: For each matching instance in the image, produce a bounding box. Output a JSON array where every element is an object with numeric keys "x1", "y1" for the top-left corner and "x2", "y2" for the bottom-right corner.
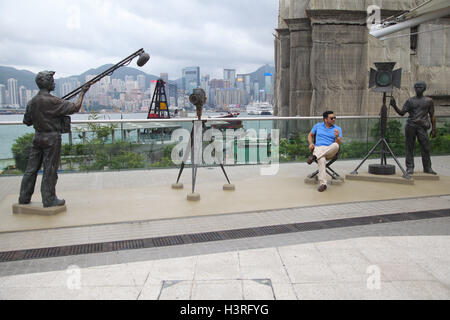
[
  {"x1": 1, "y1": 232, "x2": 448, "y2": 300},
  {"x1": 0, "y1": 157, "x2": 449, "y2": 234},
  {"x1": 0, "y1": 156, "x2": 448, "y2": 300},
  {"x1": 0, "y1": 195, "x2": 448, "y2": 252}
]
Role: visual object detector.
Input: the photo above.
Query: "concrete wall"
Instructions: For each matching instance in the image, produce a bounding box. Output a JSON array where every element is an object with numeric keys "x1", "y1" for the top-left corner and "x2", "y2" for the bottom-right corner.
[{"x1": 275, "y1": 0, "x2": 450, "y2": 117}]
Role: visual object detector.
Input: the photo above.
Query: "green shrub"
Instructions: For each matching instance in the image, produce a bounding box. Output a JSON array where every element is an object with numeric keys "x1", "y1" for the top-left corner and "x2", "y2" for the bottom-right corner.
[{"x1": 11, "y1": 133, "x2": 34, "y2": 172}]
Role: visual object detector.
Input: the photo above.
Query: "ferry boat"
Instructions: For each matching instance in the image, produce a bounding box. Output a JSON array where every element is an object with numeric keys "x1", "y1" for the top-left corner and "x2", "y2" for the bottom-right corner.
[{"x1": 246, "y1": 102, "x2": 274, "y2": 115}]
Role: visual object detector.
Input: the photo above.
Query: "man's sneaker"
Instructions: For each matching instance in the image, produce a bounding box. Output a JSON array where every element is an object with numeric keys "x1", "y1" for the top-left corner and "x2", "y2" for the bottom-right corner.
[
  {"x1": 307, "y1": 155, "x2": 317, "y2": 165},
  {"x1": 43, "y1": 198, "x2": 65, "y2": 208},
  {"x1": 317, "y1": 184, "x2": 327, "y2": 192},
  {"x1": 406, "y1": 169, "x2": 414, "y2": 175}
]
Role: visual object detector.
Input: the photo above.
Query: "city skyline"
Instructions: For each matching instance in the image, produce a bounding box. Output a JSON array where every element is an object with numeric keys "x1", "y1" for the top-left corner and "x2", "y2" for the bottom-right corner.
[
  {"x1": 0, "y1": 1, "x2": 278, "y2": 80},
  {"x1": 0, "y1": 64, "x2": 274, "y2": 112}
]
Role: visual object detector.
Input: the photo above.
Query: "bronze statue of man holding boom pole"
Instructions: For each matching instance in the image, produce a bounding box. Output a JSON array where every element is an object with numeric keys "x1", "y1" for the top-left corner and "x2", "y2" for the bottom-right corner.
[{"x1": 19, "y1": 71, "x2": 90, "y2": 207}]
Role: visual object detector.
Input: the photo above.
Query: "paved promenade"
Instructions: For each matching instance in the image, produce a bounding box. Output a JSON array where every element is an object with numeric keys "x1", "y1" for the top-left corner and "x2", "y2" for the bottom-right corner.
[{"x1": 0, "y1": 156, "x2": 449, "y2": 300}]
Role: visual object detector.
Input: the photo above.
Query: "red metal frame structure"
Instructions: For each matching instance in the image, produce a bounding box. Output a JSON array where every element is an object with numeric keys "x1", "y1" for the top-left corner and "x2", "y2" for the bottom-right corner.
[{"x1": 147, "y1": 79, "x2": 170, "y2": 119}]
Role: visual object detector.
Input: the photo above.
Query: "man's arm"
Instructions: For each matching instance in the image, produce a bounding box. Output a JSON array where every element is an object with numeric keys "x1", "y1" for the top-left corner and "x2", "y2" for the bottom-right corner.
[
  {"x1": 308, "y1": 131, "x2": 315, "y2": 152},
  {"x1": 390, "y1": 97, "x2": 408, "y2": 116},
  {"x1": 334, "y1": 129, "x2": 342, "y2": 145},
  {"x1": 51, "y1": 84, "x2": 90, "y2": 116},
  {"x1": 73, "y1": 84, "x2": 90, "y2": 113},
  {"x1": 429, "y1": 99, "x2": 436, "y2": 138},
  {"x1": 23, "y1": 100, "x2": 33, "y2": 126}
]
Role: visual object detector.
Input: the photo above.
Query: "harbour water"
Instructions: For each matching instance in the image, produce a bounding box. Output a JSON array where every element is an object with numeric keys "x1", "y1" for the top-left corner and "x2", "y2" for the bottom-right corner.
[{"x1": 0, "y1": 111, "x2": 272, "y2": 161}]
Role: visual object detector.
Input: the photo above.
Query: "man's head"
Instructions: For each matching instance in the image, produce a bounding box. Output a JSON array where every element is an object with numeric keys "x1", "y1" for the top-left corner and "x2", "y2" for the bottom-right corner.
[
  {"x1": 414, "y1": 81, "x2": 427, "y2": 96},
  {"x1": 323, "y1": 111, "x2": 336, "y2": 126},
  {"x1": 35, "y1": 71, "x2": 56, "y2": 91}
]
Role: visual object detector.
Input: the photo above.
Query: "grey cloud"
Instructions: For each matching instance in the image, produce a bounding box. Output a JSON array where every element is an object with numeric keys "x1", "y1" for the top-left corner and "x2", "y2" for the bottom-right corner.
[{"x1": 0, "y1": 0, "x2": 277, "y2": 79}]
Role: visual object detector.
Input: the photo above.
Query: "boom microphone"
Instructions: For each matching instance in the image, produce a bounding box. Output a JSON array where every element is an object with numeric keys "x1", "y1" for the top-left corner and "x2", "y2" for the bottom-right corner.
[
  {"x1": 137, "y1": 52, "x2": 150, "y2": 67},
  {"x1": 62, "y1": 48, "x2": 151, "y2": 101}
]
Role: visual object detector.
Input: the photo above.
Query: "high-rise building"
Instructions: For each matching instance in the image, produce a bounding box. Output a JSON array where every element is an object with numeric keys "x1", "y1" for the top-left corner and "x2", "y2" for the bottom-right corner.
[
  {"x1": 137, "y1": 75, "x2": 146, "y2": 91},
  {"x1": 214, "y1": 88, "x2": 247, "y2": 107},
  {"x1": 26, "y1": 89, "x2": 33, "y2": 104},
  {"x1": 223, "y1": 69, "x2": 236, "y2": 88},
  {"x1": 125, "y1": 80, "x2": 138, "y2": 92},
  {"x1": 112, "y1": 79, "x2": 125, "y2": 92},
  {"x1": 201, "y1": 75, "x2": 210, "y2": 106},
  {"x1": 7, "y1": 78, "x2": 19, "y2": 107},
  {"x1": 244, "y1": 74, "x2": 251, "y2": 95},
  {"x1": 264, "y1": 73, "x2": 273, "y2": 103},
  {"x1": 85, "y1": 75, "x2": 99, "y2": 98},
  {"x1": 236, "y1": 74, "x2": 245, "y2": 90},
  {"x1": 254, "y1": 82, "x2": 260, "y2": 102},
  {"x1": 60, "y1": 78, "x2": 79, "y2": 97},
  {"x1": 182, "y1": 67, "x2": 200, "y2": 94},
  {"x1": 210, "y1": 79, "x2": 224, "y2": 89},
  {"x1": 149, "y1": 80, "x2": 157, "y2": 99},
  {"x1": 264, "y1": 73, "x2": 272, "y2": 95},
  {"x1": 160, "y1": 73, "x2": 169, "y2": 83},
  {"x1": 0, "y1": 84, "x2": 6, "y2": 105},
  {"x1": 19, "y1": 85, "x2": 27, "y2": 108}
]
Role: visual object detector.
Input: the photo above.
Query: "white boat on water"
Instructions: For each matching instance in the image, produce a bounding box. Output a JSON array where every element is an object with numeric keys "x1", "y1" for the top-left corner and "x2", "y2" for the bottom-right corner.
[{"x1": 246, "y1": 102, "x2": 274, "y2": 115}]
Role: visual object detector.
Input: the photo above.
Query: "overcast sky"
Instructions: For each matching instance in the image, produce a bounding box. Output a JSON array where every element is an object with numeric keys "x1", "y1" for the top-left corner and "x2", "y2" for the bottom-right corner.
[{"x1": 0, "y1": 0, "x2": 278, "y2": 80}]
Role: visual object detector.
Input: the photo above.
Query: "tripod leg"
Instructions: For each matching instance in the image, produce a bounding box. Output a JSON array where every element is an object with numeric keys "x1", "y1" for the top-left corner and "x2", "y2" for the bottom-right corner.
[
  {"x1": 382, "y1": 139, "x2": 411, "y2": 179},
  {"x1": 191, "y1": 126, "x2": 196, "y2": 193},
  {"x1": 192, "y1": 164, "x2": 197, "y2": 193},
  {"x1": 220, "y1": 164, "x2": 231, "y2": 184},
  {"x1": 176, "y1": 162, "x2": 185, "y2": 184},
  {"x1": 175, "y1": 127, "x2": 194, "y2": 184},
  {"x1": 351, "y1": 138, "x2": 383, "y2": 174}
]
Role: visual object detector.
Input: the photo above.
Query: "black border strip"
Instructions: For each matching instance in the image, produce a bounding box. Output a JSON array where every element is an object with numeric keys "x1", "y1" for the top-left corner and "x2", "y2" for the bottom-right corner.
[{"x1": 0, "y1": 208, "x2": 449, "y2": 263}]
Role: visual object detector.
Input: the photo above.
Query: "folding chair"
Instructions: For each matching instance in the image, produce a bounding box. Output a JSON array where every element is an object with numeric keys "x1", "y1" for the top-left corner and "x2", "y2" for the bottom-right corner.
[{"x1": 305, "y1": 148, "x2": 344, "y2": 184}]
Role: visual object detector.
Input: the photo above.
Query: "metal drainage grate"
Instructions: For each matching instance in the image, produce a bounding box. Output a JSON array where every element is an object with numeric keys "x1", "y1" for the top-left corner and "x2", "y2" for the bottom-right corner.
[{"x1": 0, "y1": 208, "x2": 449, "y2": 263}]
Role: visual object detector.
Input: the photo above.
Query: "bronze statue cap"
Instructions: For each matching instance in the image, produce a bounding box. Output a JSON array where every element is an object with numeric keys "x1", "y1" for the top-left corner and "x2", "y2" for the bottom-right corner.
[{"x1": 37, "y1": 71, "x2": 55, "y2": 77}]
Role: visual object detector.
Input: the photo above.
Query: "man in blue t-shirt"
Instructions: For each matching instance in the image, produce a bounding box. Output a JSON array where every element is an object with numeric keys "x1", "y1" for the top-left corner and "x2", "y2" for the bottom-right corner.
[{"x1": 307, "y1": 111, "x2": 343, "y2": 192}]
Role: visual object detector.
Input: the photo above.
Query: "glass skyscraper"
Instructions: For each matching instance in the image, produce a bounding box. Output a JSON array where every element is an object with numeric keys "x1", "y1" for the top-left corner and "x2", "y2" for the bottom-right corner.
[{"x1": 182, "y1": 66, "x2": 200, "y2": 94}]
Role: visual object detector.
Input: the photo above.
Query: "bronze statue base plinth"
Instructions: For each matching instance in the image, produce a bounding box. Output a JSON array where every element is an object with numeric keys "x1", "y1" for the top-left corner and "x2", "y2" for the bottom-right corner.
[
  {"x1": 345, "y1": 173, "x2": 414, "y2": 185},
  {"x1": 408, "y1": 172, "x2": 440, "y2": 181},
  {"x1": 223, "y1": 184, "x2": 236, "y2": 191},
  {"x1": 12, "y1": 203, "x2": 66, "y2": 216},
  {"x1": 187, "y1": 193, "x2": 200, "y2": 201}
]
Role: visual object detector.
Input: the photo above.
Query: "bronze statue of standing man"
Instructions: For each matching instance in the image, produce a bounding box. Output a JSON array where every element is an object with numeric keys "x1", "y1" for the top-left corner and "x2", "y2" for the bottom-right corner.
[
  {"x1": 19, "y1": 71, "x2": 90, "y2": 207},
  {"x1": 390, "y1": 81, "x2": 437, "y2": 175}
]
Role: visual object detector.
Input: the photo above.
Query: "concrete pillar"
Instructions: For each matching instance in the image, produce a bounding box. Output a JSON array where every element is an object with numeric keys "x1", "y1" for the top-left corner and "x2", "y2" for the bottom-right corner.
[
  {"x1": 275, "y1": 0, "x2": 290, "y2": 117},
  {"x1": 307, "y1": 10, "x2": 368, "y2": 116},
  {"x1": 276, "y1": 28, "x2": 291, "y2": 117},
  {"x1": 286, "y1": 18, "x2": 312, "y2": 116}
]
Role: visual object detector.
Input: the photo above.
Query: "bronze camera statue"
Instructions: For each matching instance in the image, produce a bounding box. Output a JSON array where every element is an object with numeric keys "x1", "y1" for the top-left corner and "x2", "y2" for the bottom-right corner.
[{"x1": 189, "y1": 88, "x2": 207, "y2": 120}]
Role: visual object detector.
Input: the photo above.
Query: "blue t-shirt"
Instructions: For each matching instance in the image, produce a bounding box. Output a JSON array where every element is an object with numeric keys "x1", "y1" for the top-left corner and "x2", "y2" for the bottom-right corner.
[{"x1": 311, "y1": 122, "x2": 342, "y2": 147}]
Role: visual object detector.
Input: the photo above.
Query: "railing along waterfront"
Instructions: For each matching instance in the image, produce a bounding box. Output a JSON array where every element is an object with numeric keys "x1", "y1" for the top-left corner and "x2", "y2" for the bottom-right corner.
[{"x1": 0, "y1": 116, "x2": 449, "y2": 174}]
